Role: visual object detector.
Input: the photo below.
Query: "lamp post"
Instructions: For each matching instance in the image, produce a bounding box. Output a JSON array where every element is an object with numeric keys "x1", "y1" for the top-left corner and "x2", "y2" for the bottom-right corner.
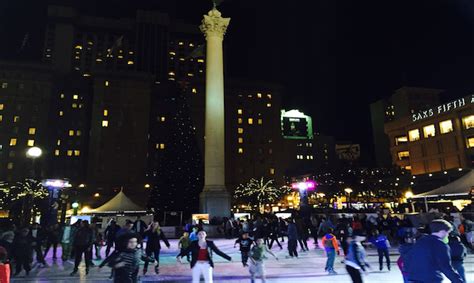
[
  {"x1": 291, "y1": 181, "x2": 316, "y2": 218},
  {"x1": 344, "y1": 187, "x2": 353, "y2": 209},
  {"x1": 72, "y1": 202, "x2": 79, "y2": 216},
  {"x1": 26, "y1": 146, "x2": 42, "y2": 178},
  {"x1": 405, "y1": 191, "x2": 415, "y2": 212}
]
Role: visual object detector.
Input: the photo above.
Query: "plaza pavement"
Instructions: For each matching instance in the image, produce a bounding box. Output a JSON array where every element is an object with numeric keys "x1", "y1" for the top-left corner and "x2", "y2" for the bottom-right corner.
[{"x1": 10, "y1": 238, "x2": 474, "y2": 282}]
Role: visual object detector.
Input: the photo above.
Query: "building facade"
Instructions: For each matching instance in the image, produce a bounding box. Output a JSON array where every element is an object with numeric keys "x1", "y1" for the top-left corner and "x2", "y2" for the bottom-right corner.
[
  {"x1": 371, "y1": 87, "x2": 442, "y2": 167},
  {"x1": 385, "y1": 94, "x2": 474, "y2": 175}
]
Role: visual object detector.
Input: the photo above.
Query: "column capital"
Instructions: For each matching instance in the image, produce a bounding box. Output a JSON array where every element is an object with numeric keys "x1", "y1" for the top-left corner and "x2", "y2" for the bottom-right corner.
[{"x1": 200, "y1": 8, "x2": 230, "y2": 40}]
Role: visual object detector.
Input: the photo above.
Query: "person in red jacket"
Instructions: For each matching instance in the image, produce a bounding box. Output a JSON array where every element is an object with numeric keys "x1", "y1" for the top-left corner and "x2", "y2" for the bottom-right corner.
[
  {"x1": 0, "y1": 246, "x2": 10, "y2": 283},
  {"x1": 322, "y1": 228, "x2": 340, "y2": 274}
]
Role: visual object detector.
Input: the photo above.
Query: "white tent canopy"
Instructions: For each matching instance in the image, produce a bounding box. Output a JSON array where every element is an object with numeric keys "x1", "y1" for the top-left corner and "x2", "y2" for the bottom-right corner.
[
  {"x1": 413, "y1": 170, "x2": 474, "y2": 199},
  {"x1": 91, "y1": 189, "x2": 146, "y2": 213}
]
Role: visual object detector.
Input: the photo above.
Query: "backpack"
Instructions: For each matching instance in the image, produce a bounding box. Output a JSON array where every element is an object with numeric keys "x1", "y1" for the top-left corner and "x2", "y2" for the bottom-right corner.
[{"x1": 324, "y1": 235, "x2": 335, "y2": 248}]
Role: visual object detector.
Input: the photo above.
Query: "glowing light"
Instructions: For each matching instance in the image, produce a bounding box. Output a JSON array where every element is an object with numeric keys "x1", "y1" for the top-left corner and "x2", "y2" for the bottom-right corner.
[
  {"x1": 26, "y1": 147, "x2": 42, "y2": 158},
  {"x1": 42, "y1": 179, "x2": 72, "y2": 188},
  {"x1": 344, "y1": 187, "x2": 353, "y2": 194},
  {"x1": 71, "y1": 202, "x2": 79, "y2": 209},
  {"x1": 94, "y1": 193, "x2": 100, "y2": 197},
  {"x1": 405, "y1": 191, "x2": 414, "y2": 199}
]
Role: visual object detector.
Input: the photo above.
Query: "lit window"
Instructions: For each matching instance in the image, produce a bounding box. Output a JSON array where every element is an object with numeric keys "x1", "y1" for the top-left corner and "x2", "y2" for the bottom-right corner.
[
  {"x1": 27, "y1": 140, "x2": 35, "y2": 147},
  {"x1": 395, "y1": 136, "x2": 408, "y2": 145},
  {"x1": 60, "y1": 93, "x2": 65, "y2": 99},
  {"x1": 160, "y1": 116, "x2": 166, "y2": 122},
  {"x1": 192, "y1": 88, "x2": 197, "y2": 94},
  {"x1": 238, "y1": 118, "x2": 243, "y2": 124},
  {"x1": 72, "y1": 103, "x2": 77, "y2": 108},
  {"x1": 439, "y1": 120, "x2": 453, "y2": 134},
  {"x1": 423, "y1": 124, "x2": 436, "y2": 138},
  {"x1": 74, "y1": 150, "x2": 80, "y2": 156},
  {"x1": 397, "y1": 151, "x2": 410, "y2": 160},
  {"x1": 69, "y1": 130, "x2": 74, "y2": 136},
  {"x1": 28, "y1": 128, "x2": 36, "y2": 135},
  {"x1": 310, "y1": 155, "x2": 314, "y2": 160},
  {"x1": 9, "y1": 138, "x2": 17, "y2": 146},
  {"x1": 96, "y1": 58, "x2": 103, "y2": 62},
  {"x1": 189, "y1": 43, "x2": 194, "y2": 47},
  {"x1": 168, "y1": 71, "x2": 175, "y2": 76},
  {"x1": 13, "y1": 116, "x2": 20, "y2": 123},
  {"x1": 169, "y1": 51, "x2": 176, "y2": 56},
  {"x1": 7, "y1": 163, "x2": 13, "y2": 170},
  {"x1": 238, "y1": 137, "x2": 243, "y2": 144},
  {"x1": 67, "y1": 150, "x2": 73, "y2": 156},
  {"x1": 197, "y1": 59, "x2": 204, "y2": 63},
  {"x1": 408, "y1": 129, "x2": 420, "y2": 142},
  {"x1": 463, "y1": 115, "x2": 474, "y2": 129},
  {"x1": 105, "y1": 81, "x2": 109, "y2": 87},
  {"x1": 59, "y1": 111, "x2": 64, "y2": 116},
  {"x1": 257, "y1": 93, "x2": 262, "y2": 98},
  {"x1": 102, "y1": 120, "x2": 109, "y2": 127},
  {"x1": 238, "y1": 128, "x2": 244, "y2": 134},
  {"x1": 405, "y1": 166, "x2": 412, "y2": 171},
  {"x1": 54, "y1": 150, "x2": 60, "y2": 156},
  {"x1": 248, "y1": 118, "x2": 253, "y2": 125},
  {"x1": 75, "y1": 45, "x2": 82, "y2": 50},
  {"x1": 76, "y1": 130, "x2": 81, "y2": 136},
  {"x1": 267, "y1": 94, "x2": 272, "y2": 99},
  {"x1": 270, "y1": 168, "x2": 275, "y2": 175},
  {"x1": 104, "y1": 109, "x2": 108, "y2": 116},
  {"x1": 266, "y1": 103, "x2": 271, "y2": 108},
  {"x1": 178, "y1": 41, "x2": 184, "y2": 45},
  {"x1": 160, "y1": 143, "x2": 165, "y2": 150},
  {"x1": 127, "y1": 61, "x2": 134, "y2": 65},
  {"x1": 73, "y1": 95, "x2": 79, "y2": 100},
  {"x1": 1, "y1": 83, "x2": 8, "y2": 88},
  {"x1": 258, "y1": 119, "x2": 263, "y2": 125},
  {"x1": 0, "y1": 104, "x2": 3, "y2": 110},
  {"x1": 187, "y1": 73, "x2": 194, "y2": 77},
  {"x1": 238, "y1": 109, "x2": 243, "y2": 115},
  {"x1": 238, "y1": 148, "x2": 244, "y2": 154},
  {"x1": 467, "y1": 137, "x2": 474, "y2": 148}
]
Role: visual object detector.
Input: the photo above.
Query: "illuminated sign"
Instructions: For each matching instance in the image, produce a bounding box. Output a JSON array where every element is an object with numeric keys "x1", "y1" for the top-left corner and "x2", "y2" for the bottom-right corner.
[
  {"x1": 41, "y1": 179, "x2": 72, "y2": 188},
  {"x1": 412, "y1": 94, "x2": 474, "y2": 122},
  {"x1": 281, "y1": 109, "x2": 313, "y2": 140},
  {"x1": 291, "y1": 181, "x2": 317, "y2": 191}
]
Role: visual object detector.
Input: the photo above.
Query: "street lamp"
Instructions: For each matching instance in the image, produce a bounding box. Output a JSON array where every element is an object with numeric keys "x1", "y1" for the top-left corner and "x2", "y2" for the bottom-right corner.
[
  {"x1": 405, "y1": 191, "x2": 415, "y2": 212},
  {"x1": 26, "y1": 146, "x2": 42, "y2": 178},
  {"x1": 344, "y1": 187, "x2": 353, "y2": 209},
  {"x1": 71, "y1": 202, "x2": 79, "y2": 216}
]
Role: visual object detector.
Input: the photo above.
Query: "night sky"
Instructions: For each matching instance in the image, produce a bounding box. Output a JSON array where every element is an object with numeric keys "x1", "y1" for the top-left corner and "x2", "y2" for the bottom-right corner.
[{"x1": 2, "y1": 0, "x2": 474, "y2": 164}]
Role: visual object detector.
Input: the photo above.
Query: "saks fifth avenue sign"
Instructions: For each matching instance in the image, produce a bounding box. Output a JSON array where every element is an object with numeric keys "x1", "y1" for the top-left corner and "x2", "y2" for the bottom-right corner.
[{"x1": 412, "y1": 94, "x2": 474, "y2": 122}]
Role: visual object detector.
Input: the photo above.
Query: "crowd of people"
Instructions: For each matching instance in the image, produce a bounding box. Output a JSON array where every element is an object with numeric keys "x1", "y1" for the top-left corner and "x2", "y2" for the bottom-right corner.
[{"x1": 0, "y1": 212, "x2": 472, "y2": 283}]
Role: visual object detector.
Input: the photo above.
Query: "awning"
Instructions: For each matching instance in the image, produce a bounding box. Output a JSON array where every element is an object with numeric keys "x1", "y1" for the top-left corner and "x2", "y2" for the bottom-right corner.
[{"x1": 413, "y1": 170, "x2": 474, "y2": 199}]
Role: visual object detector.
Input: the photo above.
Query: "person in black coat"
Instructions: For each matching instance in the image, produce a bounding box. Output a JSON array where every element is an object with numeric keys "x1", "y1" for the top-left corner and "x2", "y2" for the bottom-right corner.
[
  {"x1": 142, "y1": 221, "x2": 170, "y2": 275},
  {"x1": 177, "y1": 230, "x2": 231, "y2": 283},
  {"x1": 448, "y1": 235, "x2": 467, "y2": 282},
  {"x1": 70, "y1": 220, "x2": 94, "y2": 276},
  {"x1": 12, "y1": 228, "x2": 33, "y2": 276},
  {"x1": 104, "y1": 220, "x2": 120, "y2": 257},
  {"x1": 29, "y1": 223, "x2": 46, "y2": 265},
  {"x1": 132, "y1": 216, "x2": 147, "y2": 237}
]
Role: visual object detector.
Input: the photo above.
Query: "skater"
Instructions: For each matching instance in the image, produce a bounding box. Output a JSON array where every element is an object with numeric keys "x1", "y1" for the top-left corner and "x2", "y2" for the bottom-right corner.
[
  {"x1": 286, "y1": 218, "x2": 298, "y2": 258},
  {"x1": 132, "y1": 216, "x2": 147, "y2": 238},
  {"x1": 322, "y1": 228, "x2": 340, "y2": 274},
  {"x1": 60, "y1": 222, "x2": 75, "y2": 261},
  {"x1": 12, "y1": 228, "x2": 32, "y2": 277},
  {"x1": 345, "y1": 231, "x2": 370, "y2": 283},
  {"x1": 448, "y1": 234, "x2": 467, "y2": 282},
  {"x1": 295, "y1": 217, "x2": 309, "y2": 251},
  {"x1": 248, "y1": 238, "x2": 278, "y2": 283},
  {"x1": 405, "y1": 219, "x2": 463, "y2": 283},
  {"x1": 70, "y1": 220, "x2": 94, "y2": 276},
  {"x1": 268, "y1": 218, "x2": 283, "y2": 250},
  {"x1": 234, "y1": 232, "x2": 253, "y2": 266},
  {"x1": 179, "y1": 231, "x2": 191, "y2": 262},
  {"x1": 91, "y1": 222, "x2": 103, "y2": 260},
  {"x1": 44, "y1": 223, "x2": 61, "y2": 260},
  {"x1": 0, "y1": 246, "x2": 10, "y2": 283},
  {"x1": 189, "y1": 226, "x2": 199, "y2": 242},
  {"x1": 369, "y1": 230, "x2": 390, "y2": 271},
  {"x1": 397, "y1": 231, "x2": 416, "y2": 283},
  {"x1": 29, "y1": 223, "x2": 46, "y2": 266},
  {"x1": 100, "y1": 233, "x2": 154, "y2": 283},
  {"x1": 104, "y1": 219, "x2": 120, "y2": 257},
  {"x1": 142, "y1": 221, "x2": 170, "y2": 275},
  {"x1": 176, "y1": 230, "x2": 232, "y2": 283}
]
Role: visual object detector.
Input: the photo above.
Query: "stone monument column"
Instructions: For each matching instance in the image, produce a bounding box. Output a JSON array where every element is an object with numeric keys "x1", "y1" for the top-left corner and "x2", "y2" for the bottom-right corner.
[{"x1": 199, "y1": 7, "x2": 231, "y2": 218}]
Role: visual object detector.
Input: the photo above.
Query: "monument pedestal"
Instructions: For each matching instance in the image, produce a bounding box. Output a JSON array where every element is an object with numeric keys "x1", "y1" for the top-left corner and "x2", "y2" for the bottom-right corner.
[{"x1": 200, "y1": 187, "x2": 231, "y2": 219}]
